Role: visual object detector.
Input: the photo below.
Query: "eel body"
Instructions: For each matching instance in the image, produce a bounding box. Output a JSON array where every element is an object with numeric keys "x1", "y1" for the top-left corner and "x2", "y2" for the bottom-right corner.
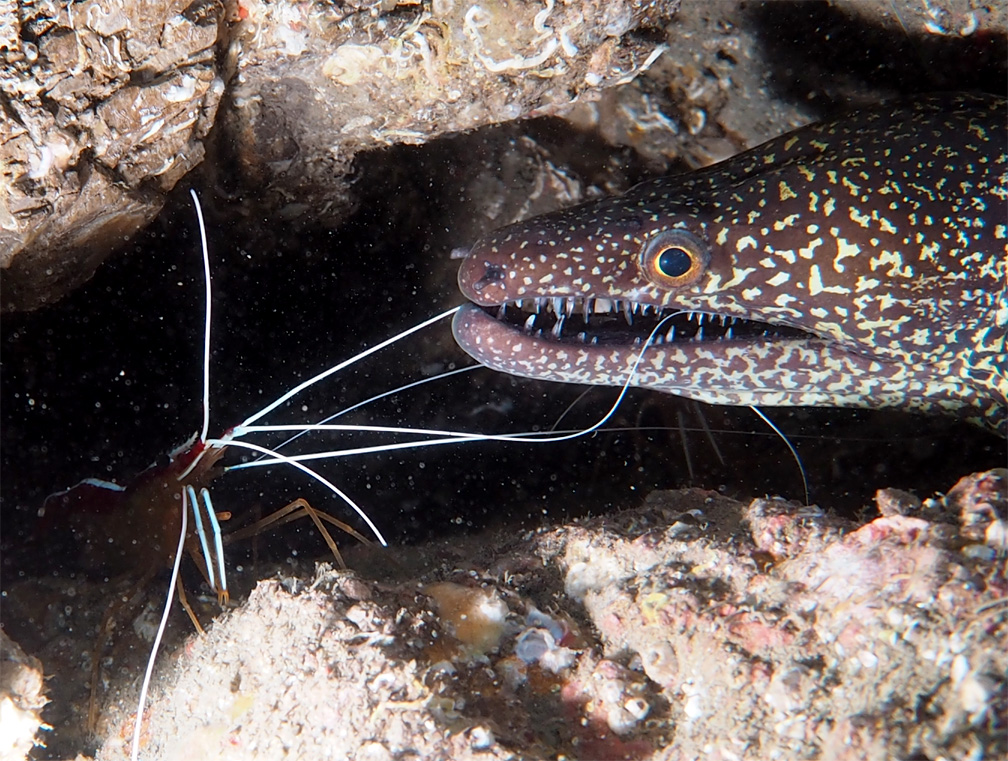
[{"x1": 452, "y1": 94, "x2": 1007, "y2": 434}]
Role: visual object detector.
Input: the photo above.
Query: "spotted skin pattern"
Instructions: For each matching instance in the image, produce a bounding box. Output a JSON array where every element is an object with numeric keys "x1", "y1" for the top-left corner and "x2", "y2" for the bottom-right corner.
[{"x1": 453, "y1": 94, "x2": 1007, "y2": 434}]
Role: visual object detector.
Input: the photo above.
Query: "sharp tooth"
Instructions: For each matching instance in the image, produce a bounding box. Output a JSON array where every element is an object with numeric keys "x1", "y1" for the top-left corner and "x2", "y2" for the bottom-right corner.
[
  {"x1": 726, "y1": 326, "x2": 734, "y2": 339},
  {"x1": 497, "y1": 303, "x2": 507, "y2": 318},
  {"x1": 590, "y1": 336, "x2": 599, "y2": 345},
  {"x1": 665, "y1": 326, "x2": 676, "y2": 342},
  {"x1": 535, "y1": 298, "x2": 544, "y2": 313},
  {"x1": 622, "y1": 300, "x2": 634, "y2": 326},
  {"x1": 565, "y1": 297, "x2": 576, "y2": 317},
  {"x1": 594, "y1": 298, "x2": 612, "y2": 313},
  {"x1": 550, "y1": 297, "x2": 562, "y2": 316},
  {"x1": 582, "y1": 297, "x2": 593, "y2": 322},
  {"x1": 551, "y1": 317, "x2": 565, "y2": 338},
  {"x1": 633, "y1": 337, "x2": 642, "y2": 346},
  {"x1": 523, "y1": 314, "x2": 535, "y2": 331},
  {"x1": 577, "y1": 331, "x2": 587, "y2": 342}
]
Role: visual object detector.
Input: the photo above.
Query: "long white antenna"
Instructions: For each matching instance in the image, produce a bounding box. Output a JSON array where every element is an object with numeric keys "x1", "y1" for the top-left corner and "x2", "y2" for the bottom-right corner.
[
  {"x1": 190, "y1": 189, "x2": 212, "y2": 444},
  {"x1": 131, "y1": 487, "x2": 189, "y2": 761},
  {"x1": 749, "y1": 406, "x2": 809, "y2": 505},
  {"x1": 214, "y1": 315, "x2": 680, "y2": 548},
  {"x1": 237, "y1": 306, "x2": 460, "y2": 430},
  {"x1": 257, "y1": 365, "x2": 481, "y2": 456}
]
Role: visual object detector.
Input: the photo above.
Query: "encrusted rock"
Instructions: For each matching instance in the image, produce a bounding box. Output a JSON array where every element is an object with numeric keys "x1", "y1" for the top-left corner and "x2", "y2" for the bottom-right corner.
[
  {"x1": 1, "y1": 0, "x2": 224, "y2": 310},
  {"x1": 0, "y1": 629, "x2": 48, "y2": 761}
]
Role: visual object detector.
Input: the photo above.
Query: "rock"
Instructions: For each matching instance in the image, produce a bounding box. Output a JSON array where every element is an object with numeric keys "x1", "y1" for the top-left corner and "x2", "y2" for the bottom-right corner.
[
  {"x1": 83, "y1": 473, "x2": 1006, "y2": 760},
  {"x1": 0, "y1": 629, "x2": 48, "y2": 761},
  {"x1": 0, "y1": 0, "x2": 224, "y2": 310}
]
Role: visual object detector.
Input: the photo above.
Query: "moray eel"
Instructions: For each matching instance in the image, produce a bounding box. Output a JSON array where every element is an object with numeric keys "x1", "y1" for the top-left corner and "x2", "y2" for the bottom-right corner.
[{"x1": 452, "y1": 93, "x2": 1007, "y2": 434}]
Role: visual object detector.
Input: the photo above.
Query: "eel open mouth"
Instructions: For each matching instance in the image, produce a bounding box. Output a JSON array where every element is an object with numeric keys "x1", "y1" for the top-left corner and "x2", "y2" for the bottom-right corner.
[
  {"x1": 450, "y1": 295, "x2": 866, "y2": 407},
  {"x1": 460, "y1": 296, "x2": 809, "y2": 348}
]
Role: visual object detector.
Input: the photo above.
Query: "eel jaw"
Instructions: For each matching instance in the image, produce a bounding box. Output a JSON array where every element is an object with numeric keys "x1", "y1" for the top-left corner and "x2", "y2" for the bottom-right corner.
[
  {"x1": 451, "y1": 297, "x2": 923, "y2": 409},
  {"x1": 455, "y1": 294, "x2": 810, "y2": 347}
]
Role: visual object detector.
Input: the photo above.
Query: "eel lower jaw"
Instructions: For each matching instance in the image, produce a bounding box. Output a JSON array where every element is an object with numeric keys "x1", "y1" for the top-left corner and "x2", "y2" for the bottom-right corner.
[{"x1": 451, "y1": 300, "x2": 904, "y2": 406}]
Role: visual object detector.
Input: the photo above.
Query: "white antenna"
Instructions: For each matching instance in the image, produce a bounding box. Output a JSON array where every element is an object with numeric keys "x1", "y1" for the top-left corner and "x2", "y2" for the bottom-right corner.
[{"x1": 190, "y1": 188, "x2": 212, "y2": 444}]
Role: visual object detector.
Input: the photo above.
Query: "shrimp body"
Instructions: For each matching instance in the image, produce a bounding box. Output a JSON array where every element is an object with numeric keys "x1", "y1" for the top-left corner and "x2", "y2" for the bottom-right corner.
[{"x1": 41, "y1": 433, "x2": 228, "y2": 594}]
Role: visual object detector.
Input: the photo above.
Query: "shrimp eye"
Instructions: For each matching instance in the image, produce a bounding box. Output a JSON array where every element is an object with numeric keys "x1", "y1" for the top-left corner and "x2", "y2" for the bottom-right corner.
[{"x1": 639, "y1": 230, "x2": 709, "y2": 288}]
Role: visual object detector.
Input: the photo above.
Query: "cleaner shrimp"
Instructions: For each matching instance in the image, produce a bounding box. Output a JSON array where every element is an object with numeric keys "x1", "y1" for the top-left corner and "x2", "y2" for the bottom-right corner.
[
  {"x1": 32, "y1": 192, "x2": 474, "y2": 737},
  {"x1": 19, "y1": 191, "x2": 656, "y2": 753}
]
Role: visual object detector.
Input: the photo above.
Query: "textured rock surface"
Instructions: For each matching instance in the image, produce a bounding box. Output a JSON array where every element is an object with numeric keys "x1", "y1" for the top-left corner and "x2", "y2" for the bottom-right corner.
[
  {"x1": 86, "y1": 472, "x2": 1006, "y2": 761},
  {"x1": 0, "y1": 0, "x2": 225, "y2": 310},
  {"x1": 0, "y1": 630, "x2": 48, "y2": 761},
  {"x1": 222, "y1": 0, "x2": 675, "y2": 226}
]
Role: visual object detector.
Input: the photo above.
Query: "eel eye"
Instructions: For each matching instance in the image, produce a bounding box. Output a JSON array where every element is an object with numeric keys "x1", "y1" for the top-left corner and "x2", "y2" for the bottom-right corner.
[{"x1": 639, "y1": 230, "x2": 709, "y2": 288}]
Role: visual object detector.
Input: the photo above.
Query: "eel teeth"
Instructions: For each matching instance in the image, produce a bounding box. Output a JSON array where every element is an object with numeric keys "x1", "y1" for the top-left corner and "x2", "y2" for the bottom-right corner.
[{"x1": 496, "y1": 296, "x2": 789, "y2": 347}]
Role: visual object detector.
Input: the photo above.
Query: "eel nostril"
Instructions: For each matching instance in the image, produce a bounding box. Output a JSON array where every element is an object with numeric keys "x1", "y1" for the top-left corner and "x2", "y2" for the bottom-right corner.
[{"x1": 473, "y1": 263, "x2": 506, "y2": 292}]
